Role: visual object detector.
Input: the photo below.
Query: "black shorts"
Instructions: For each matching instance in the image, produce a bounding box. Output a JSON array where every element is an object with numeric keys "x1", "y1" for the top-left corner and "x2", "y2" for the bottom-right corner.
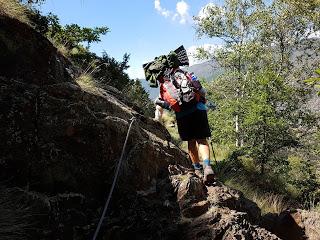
[{"x1": 176, "y1": 109, "x2": 211, "y2": 141}]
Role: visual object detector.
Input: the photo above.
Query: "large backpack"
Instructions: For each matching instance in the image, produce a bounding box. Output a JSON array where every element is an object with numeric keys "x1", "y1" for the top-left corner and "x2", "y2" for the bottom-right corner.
[
  {"x1": 160, "y1": 68, "x2": 202, "y2": 112},
  {"x1": 143, "y1": 45, "x2": 189, "y2": 88}
]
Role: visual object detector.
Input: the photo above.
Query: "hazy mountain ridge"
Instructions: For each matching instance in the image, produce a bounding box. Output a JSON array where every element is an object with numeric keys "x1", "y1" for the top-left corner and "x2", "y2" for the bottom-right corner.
[
  {"x1": 141, "y1": 38, "x2": 320, "y2": 101},
  {"x1": 290, "y1": 38, "x2": 320, "y2": 112},
  {"x1": 182, "y1": 59, "x2": 221, "y2": 80}
]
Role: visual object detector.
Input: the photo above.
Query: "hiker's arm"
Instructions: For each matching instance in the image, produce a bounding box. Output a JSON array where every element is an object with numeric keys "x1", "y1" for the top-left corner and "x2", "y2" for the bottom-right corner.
[
  {"x1": 190, "y1": 74, "x2": 206, "y2": 100},
  {"x1": 189, "y1": 72, "x2": 206, "y2": 97},
  {"x1": 198, "y1": 86, "x2": 206, "y2": 98},
  {"x1": 154, "y1": 105, "x2": 163, "y2": 121},
  {"x1": 154, "y1": 98, "x2": 171, "y2": 110}
]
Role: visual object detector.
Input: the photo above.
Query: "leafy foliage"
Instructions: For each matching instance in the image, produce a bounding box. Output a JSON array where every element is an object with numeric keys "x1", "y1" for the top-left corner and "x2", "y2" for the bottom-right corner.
[
  {"x1": 122, "y1": 80, "x2": 155, "y2": 117},
  {"x1": 305, "y1": 68, "x2": 320, "y2": 95},
  {"x1": 49, "y1": 24, "x2": 109, "y2": 49},
  {"x1": 92, "y1": 52, "x2": 131, "y2": 91},
  {"x1": 195, "y1": 0, "x2": 320, "y2": 203},
  {"x1": 241, "y1": 71, "x2": 299, "y2": 173},
  {"x1": 19, "y1": 0, "x2": 45, "y2": 5}
]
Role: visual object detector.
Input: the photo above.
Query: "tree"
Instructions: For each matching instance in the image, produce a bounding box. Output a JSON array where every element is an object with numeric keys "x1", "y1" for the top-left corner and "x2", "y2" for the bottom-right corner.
[
  {"x1": 305, "y1": 68, "x2": 320, "y2": 95},
  {"x1": 242, "y1": 71, "x2": 299, "y2": 174},
  {"x1": 89, "y1": 52, "x2": 131, "y2": 91},
  {"x1": 194, "y1": 0, "x2": 319, "y2": 174},
  {"x1": 47, "y1": 22, "x2": 109, "y2": 50},
  {"x1": 122, "y1": 80, "x2": 154, "y2": 117},
  {"x1": 194, "y1": 0, "x2": 271, "y2": 147},
  {"x1": 24, "y1": 4, "x2": 154, "y2": 117},
  {"x1": 20, "y1": 0, "x2": 45, "y2": 4}
]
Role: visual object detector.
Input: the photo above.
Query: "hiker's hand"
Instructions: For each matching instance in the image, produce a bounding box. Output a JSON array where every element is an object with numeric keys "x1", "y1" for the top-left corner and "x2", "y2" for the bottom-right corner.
[{"x1": 155, "y1": 98, "x2": 171, "y2": 110}]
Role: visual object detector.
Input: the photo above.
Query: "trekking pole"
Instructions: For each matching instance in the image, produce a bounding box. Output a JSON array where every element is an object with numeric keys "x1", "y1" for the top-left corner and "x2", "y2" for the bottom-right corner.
[
  {"x1": 209, "y1": 137, "x2": 218, "y2": 165},
  {"x1": 92, "y1": 117, "x2": 136, "y2": 240}
]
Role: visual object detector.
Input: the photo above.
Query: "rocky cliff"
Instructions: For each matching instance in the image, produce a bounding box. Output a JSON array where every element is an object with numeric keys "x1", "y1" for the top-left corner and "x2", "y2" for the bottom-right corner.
[{"x1": 0, "y1": 14, "x2": 319, "y2": 240}]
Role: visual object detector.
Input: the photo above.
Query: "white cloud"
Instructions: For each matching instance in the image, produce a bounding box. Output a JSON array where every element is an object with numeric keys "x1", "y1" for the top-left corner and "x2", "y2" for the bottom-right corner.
[
  {"x1": 154, "y1": 0, "x2": 172, "y2": 18},
  {"x1": 154, "y1": 0, "x2": 190, "y2": 24},
  {"x1": 126, "y1": 65, "x2": 145, "y2": 80},
  {"x1": 176, "y1": 1, "x2": 190, "y2": 24},
  {"x1": 187, "y1": 44, "x2": 222, "y2": 65},
  {"x1": 308, "y1": 30, "x2": 320, "y2": 39}
]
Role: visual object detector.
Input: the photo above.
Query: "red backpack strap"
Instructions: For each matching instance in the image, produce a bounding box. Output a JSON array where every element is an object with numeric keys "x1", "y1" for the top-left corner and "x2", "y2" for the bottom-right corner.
[{"x1": 160, "y1": 80, "x2": 181, "y2": 112}]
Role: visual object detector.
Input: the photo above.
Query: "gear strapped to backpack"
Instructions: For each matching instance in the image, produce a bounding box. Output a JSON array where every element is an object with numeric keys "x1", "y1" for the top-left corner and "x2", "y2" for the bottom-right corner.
[
  {"x1": 143, "y1": 45, "x2": 205, "y2": 112},
  {"x1": 159, "y1": 68, "x2": 204, "y2": 112}
]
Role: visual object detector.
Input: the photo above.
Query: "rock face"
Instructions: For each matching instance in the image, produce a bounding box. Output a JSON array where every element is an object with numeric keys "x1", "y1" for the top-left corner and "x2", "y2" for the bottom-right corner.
[
  {"x1": 169, "y1": 165, "x2": 280, "y2": 240},
  {"x1": 292, "y1": 210, "x2": 320, "y2": 240},
  {"x1": 0, "y1": 14, "x2": 189, "y2": 239},
  {"x1": 0, "y1": 16, "x2": 75, "y2": 85}
]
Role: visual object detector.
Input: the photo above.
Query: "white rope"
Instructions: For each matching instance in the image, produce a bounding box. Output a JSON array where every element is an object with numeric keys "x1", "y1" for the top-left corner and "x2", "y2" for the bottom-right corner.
[{"x1": 92, "y1": 117, "x2": 136, "y2": 240}]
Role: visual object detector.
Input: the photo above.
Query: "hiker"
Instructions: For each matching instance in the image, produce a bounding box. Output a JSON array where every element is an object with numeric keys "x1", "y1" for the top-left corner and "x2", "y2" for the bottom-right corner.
[
  {"x1": 143, "y1": 46, "x2": 215, "y2": 184},
  {"x1": 154, "y1": 69, "x2": 215, "y2": 184}
]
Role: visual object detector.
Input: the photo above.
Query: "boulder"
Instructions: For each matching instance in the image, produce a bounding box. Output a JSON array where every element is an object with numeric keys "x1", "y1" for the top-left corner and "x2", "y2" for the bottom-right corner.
[
  {"x1": 0, "y1": 14, "x2": 189, "y2": 239},
  {"x1": 290, "y1": 209, "x2": 320, "y2": 240},
  {"x1": 169, "y1": 164, "x2": 280, "y2": 240}
]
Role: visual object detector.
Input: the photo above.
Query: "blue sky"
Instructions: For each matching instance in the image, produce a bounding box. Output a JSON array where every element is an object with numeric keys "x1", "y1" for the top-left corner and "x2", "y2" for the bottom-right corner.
[{"x1": 40, "y1": 0, "x2": 223, "y2": 79}]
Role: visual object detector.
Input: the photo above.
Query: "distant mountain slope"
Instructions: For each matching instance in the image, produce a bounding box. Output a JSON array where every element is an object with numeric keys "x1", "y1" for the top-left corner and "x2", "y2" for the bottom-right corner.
[
  {"x1": 290, "y1": 38, "x2": 320, "y2": 112},
  {"x1": 182, "y1": 59, "x2": 222, "y2": 81},
  {"x1": 140, "y1": 79, "x2": 159, "y2": 100}
]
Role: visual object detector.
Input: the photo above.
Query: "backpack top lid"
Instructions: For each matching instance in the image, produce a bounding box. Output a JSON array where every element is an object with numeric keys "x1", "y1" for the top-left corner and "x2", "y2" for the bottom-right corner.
[{"x1": 143, "y1": 45, "x2": 189, "y2": 88}]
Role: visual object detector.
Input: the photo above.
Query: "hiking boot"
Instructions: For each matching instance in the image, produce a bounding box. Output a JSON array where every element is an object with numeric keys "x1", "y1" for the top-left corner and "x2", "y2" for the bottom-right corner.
[
  {"x1": 194, "y1": 168, "x2": 203, "y2": 179},
  {"x1": 187, "y1": 168, "x2": 196, "y2": 176},
  {"x1": 203, "y1": 165, "x2": 215, "y2": 185}
]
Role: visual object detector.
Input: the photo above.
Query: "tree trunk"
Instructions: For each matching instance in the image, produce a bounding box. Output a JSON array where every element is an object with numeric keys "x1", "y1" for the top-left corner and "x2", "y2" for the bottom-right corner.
[{"x1": 235, "y1": 114, "x2": 239, "y2": 147}]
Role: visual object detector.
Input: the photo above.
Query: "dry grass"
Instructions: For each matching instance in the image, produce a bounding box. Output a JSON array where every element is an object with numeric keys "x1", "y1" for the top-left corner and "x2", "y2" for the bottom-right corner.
[
  {"x1": 75, "y1": 73, "x2": 98, "y2": 90},
  {"x1": 225, "y1": 177, "x2": 288, "y2": 215},
  {"x1": 47, "y1": 37, "x2": 70, "y2": 57},
  {"x1": 312, "y1": 204, "x2": 320, "y2": 213},
  {"x1": 75, "y1": 59, "x2": 105, "y2": 92},
  {"x1": 56, "y1": 44, "x2": 69, "y2": 57},
  {"x1": 0, "y1": 0, "x2": 30, "y2": 25},
  {"x1": 252, "y1": 192, "x2": 288, "y2": 214}
]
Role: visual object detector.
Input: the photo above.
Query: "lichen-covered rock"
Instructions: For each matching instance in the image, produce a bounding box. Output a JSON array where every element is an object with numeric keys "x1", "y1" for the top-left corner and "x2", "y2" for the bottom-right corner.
[
  {"x1": 280, "y1": 209, "x2": 320, "y2": 240},
  {"x1": 0, "y1": 72, "x2": 191, "y2": 238},
  {"x1": 0, "y1": 14, "x2": 189, "y2": 239},
  {"x1": 291, "y1": 210, "x2": 320, "y2": 240},
  {"x1": 169, "y1": 165, "x2": 280, "y2": 240},
  {"x1": 0, "y1": 16, "x2": 75, "y2": 85}
]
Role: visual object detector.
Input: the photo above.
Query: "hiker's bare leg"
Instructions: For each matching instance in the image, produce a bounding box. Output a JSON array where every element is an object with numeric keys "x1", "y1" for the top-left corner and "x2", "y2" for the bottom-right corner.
[
  {"x1": 197, "y1": 138, "x2": 215, "y2": 184},
  {"x1": 188, "y1": 140, "x2": 200, "y2": 164},
  {"x1": 196, "y1": 139, "x2": 210, "y2": 161}
]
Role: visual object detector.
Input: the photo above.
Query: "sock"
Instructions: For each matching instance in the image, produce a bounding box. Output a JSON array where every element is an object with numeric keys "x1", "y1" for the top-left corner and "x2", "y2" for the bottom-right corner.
[
  {"x1": 203, "y1": 159, "x2": 211, "y2": 166},
  {"x1": 192, "y1": 163, "x2": 202, "y2": 170}
]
